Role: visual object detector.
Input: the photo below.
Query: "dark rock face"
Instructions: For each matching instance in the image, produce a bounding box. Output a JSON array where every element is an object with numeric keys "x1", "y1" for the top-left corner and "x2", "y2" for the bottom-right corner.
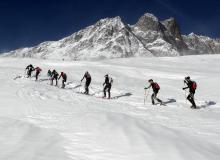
[{"x1": 132, "y1": 13, "x2": 188, "y2": 56}]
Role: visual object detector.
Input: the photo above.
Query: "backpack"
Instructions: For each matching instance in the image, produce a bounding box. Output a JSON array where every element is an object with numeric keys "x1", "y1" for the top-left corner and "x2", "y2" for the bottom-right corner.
[
  {"x1": 153, "y1": 82, "x2": 160, "y2": 90},
  {"x1": 191, "y1": 81, "x2": 197, "y2": 90}
]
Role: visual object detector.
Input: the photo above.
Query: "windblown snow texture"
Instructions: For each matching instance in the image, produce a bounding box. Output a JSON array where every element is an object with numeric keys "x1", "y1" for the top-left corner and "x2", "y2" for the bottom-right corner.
[
  {"x1": 3, "y1": 13, "x2": 220, "y2": 60},
  {"x1": 0, "y1": 55, "x2": 220, "y2": 160}
]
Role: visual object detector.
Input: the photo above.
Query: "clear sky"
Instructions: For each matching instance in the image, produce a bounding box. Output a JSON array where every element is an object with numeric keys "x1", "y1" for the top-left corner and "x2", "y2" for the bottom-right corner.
[{"x1": 0, "y1": 0, "x2": 219, "y2": 52}]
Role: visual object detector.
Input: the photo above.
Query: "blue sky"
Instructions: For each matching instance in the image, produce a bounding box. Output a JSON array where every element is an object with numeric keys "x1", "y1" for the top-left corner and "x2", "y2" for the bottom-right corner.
[{"x1": 0, "y1": 0, "x2": 219, "y2": 52}]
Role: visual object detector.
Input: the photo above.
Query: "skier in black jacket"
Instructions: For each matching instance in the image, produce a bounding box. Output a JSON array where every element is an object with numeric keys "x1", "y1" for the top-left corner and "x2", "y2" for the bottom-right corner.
[
  {"x1": 183, "y1": 76, "x2": 197, "y2": 109},
  {"x1": 51, "y1": 70, "x2": 59, "y2": 86},
  {"x1": 145, "y1": 79, "x2": 163, "y2": 105},
  {"x1": 103, "y1": 74, "x2": 113, "y2": 99},
  {"x1": 47, "y1": 70, "x2": 52, "y2": 79},
  {"x1": 25, "y1": 64, "x2": 35, "y2": 78},
  {"x1": 81, "y1": 71, "x2": 91, "y2": 94}
]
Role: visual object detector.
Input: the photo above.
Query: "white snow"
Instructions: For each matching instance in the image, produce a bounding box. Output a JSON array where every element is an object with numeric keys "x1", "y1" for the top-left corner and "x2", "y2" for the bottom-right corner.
[{"x1": 0, "y1": 55, "x2": 220, "y2": 160}]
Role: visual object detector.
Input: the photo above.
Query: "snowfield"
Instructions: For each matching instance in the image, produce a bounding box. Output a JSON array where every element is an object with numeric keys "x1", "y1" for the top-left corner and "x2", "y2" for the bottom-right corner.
[{"x1": 0, "y1": 55, "x2": 220, "y2": 160}]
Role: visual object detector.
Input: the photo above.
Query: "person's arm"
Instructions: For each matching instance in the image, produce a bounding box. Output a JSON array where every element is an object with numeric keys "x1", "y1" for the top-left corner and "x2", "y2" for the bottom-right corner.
[
  {"x1": 144, "y1": 84, "x2": 151, "y2": 90},
  {"x1": 81, "y1": 75, "x2": 85, "y2": 82},
  {"x1": 183, "y1": 80, "x2": 189, "y2": 90},
  {"x1": 58, "y1": 74, "x2": 61, "y2": 80},
  {"x1": 183, "y1": 86, "x2": 189, "y2": 90}
]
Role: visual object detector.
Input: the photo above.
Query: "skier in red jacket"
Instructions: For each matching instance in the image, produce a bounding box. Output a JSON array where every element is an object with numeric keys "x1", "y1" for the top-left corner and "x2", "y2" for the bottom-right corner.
[
  {"x1": 35, "y1": 67, "x2": 42, "y2": 81},
  {"x1": 59, "y1": 72, "x2": 67, "y2": 88},
  {"x1": 183, "y1": 76, "x2": 197, "y2": 109},
  {"x1": 145, "y1": 79, "x2": 163, "y2": 105}
]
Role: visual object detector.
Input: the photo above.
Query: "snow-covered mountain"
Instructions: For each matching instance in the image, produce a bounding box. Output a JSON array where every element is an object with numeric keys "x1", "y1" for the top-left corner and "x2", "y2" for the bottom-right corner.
[
  {"x1": 3, "y1": 13, "x2": 220, "y2": 60},
  {"x1": 183, "y1": 33, "x2": 220, "y2": 55}
]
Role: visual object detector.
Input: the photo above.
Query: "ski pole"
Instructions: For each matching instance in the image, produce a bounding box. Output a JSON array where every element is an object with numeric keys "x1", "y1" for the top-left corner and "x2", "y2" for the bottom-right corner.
[
  {"x1": 144, "y1": 89, "x2": 146, "y2": 105},
  {"x1": 24, "y1": 69, "x2": 26, "y2": 77},
  {"x1": 144, "y1": 89, "x2": 150, "y2": 105},
  {"x1": 185, "y1": 90, "x2": 187, "y2": 104},
  {"x1": 79, "y1": 81, "x2": 82, "y2": 92},
  {"x1": 184, "y1": 81, "x2": 188, "y2": 104}
]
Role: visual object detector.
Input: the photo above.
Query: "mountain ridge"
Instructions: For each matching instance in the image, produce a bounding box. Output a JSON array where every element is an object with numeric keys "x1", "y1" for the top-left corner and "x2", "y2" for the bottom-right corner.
[{"x1": 3, "y1": 12, "x2": 220, "y2": 60}]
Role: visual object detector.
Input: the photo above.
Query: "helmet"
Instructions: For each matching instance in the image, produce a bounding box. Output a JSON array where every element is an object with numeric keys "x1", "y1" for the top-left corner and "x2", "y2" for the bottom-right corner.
[
  {"x1": 61, "y1": 72, "x2": 64, "y2": 75},
  {"x1": 105, "y1": 74, "x2": 108, "y2": 77},
  {"x1": 148, "y1": 79, "x2": 153, "y2": 82}
]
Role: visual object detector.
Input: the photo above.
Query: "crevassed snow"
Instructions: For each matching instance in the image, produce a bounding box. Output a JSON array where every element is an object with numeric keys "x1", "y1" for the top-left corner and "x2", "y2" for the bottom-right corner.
[{"x1": 0, "y1": 55, "x2": 220, "y2": 160}]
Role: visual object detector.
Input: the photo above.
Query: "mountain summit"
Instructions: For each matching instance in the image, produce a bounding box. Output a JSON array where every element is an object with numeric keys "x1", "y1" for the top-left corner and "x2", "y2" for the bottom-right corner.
[{"x1": 4, "y1": 12, "x2": 220, "y2": 60}]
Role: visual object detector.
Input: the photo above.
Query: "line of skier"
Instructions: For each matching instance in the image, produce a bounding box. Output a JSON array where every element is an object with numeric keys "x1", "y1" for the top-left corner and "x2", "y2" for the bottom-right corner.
[
  {"x1": 144, "y1": 77, "x2": 197, "y2": 109},
  {"x1": 25, "y1": 64, "x2": 197, "y2": 108},
  {"x1": 25, "y1": 64, "x2": 113, "y2": 99}
]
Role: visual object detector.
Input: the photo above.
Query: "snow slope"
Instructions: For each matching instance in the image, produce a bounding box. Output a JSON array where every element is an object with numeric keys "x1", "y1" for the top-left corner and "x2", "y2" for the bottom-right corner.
[{"x1": 0, "y1": 55, "x2": 220, "y2": 160}]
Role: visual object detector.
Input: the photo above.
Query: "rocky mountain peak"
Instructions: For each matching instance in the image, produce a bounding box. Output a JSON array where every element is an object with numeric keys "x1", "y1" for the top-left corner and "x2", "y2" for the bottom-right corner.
[
  {"x1": 135, "y1": 13, "x2": 160, "y2": 31},
  {"x1": 162, "y1": 17, "x2": 182, "y2": 40}
]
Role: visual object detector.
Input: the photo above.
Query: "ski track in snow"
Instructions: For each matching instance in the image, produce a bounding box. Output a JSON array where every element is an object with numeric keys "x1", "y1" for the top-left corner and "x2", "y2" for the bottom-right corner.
[{"x1": 0, "y1": 55, "x2": 220, "y2": 160}]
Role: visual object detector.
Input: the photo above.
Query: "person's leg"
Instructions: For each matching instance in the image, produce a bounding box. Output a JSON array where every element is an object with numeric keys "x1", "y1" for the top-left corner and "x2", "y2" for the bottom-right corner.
[
  {"x1": 62, "y1": 80, "x2": 64, "y2": 88},
  {"x1": 55, "y1": 77, "x2": 58, "y2": 86},
  {"x1": 189, "y1": 93, "x2": 196, "y2": 108},
  {"x1": 108, "y1": 85, "x2": 111, "y2": 99},
  {"x1": 187, "y1": 93, "x2": 195, "y2": 107},
  {"x1": 27, "y1": 70, "x2": 31, "y2": 78},
  {"x1": 151, "y1": 93, "x2": 155, "y2": 105},
  {"x1": 155, "y1": 92, "x2": 162, "y2": 103},
  {"x1": 87, "y1": 79, "x2": 91, "y2": 94},
  {"x1": 85, "y1": 84, "x2": 89, "y2": 94},
  {"x1": 36, "y1": 72, "x2": 39, "y2": 81},
  {"x1": 30, "y1": 71, "x2": 33, "y2": 77},
  {"x1": 103, "y1": 85, "x2": 107, "y2": 97},
  {"x1": 187, "y1": 94, "x2": 192, "y2": 103},
  {"x1": 51, "y1": 78, "x2": 53, "y2": 85}
]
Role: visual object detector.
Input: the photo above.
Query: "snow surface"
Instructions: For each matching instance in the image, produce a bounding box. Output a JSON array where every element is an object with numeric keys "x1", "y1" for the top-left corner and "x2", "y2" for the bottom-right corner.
[{"x1": 0, "y1": 55, "x2": 220, "y2": 160}]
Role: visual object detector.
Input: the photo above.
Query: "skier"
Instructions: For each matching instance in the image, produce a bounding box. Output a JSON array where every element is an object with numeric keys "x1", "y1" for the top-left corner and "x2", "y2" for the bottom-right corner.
[
  {"x1": 51, "y1": 69, "x2": 59, "y2": 86},
  {"x1": 81, "y1": 71, "x2": 92, "y2": 94},
  {"x1": 58, "y1": 72, "x2": 67, "y2": 88},
  {"x1": 144, "y1": 79, "x2": 163, "y2": 105},
  {"x1": 47, "y1": 70, "x2": 52, "y2": 79},
  {"x1": 25, "y1": 64, "x2": 35, "y2": 78},
  {"x1": 35, "y1": 67, "x2": 42, "y2": 81},
  {"x1": 103, "y1": 74, "x2": 113, "y2": 99},
  {"x1": 183, "y1": 76, "x2": 197, "y2": 109}
]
